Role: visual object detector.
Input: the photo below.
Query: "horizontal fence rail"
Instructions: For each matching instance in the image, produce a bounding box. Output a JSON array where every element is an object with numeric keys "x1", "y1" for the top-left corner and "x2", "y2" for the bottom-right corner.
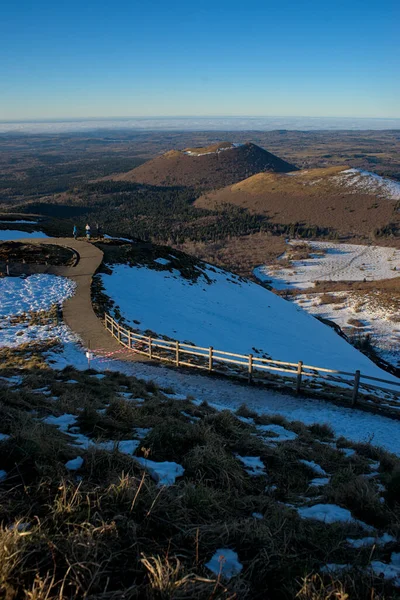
[{"x1": 104, "y1": 313, "x2": 400, "y2": 411}]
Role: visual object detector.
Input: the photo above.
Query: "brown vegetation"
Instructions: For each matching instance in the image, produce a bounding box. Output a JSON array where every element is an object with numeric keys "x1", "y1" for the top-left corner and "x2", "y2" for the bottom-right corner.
[
  {"x1": 108, "y1": 143, "x2": 297, "y2": 190},
  {"x1": 195, "y1": 167, "x2": 400, "y2": 241},
  {"x1": 0, "y1": 241, "x2": 75, "y2": 269},
  {"x1": 175, "y1": 232, "x2": 286, "y2": 278}
]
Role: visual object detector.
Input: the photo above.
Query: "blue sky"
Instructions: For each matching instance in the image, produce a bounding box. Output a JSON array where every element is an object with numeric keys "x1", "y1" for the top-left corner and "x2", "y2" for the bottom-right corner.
[{"x1": 1, "y1": 0, "x2": 399, "y2": 120}]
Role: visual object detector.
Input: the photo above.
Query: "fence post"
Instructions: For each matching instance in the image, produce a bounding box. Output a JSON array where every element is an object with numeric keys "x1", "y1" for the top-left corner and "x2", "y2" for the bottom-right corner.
[
  {"x1": 117, "y1": 324, "x2": 121, "y2": 342},
  {"x1": 296, "y1": 361, "x2": 303, "y2": 394},
  {"x1": 148, "y1": 337, "x2": 152, "y2": 359},
  {"x1": 111, "y1": 319, "x2": 114, "y2": 337},
  {"x1": 248, "y1": 354, "x2": 253, "y2": 384},
  {"x1": 352, "y1": 370, "x2": 361, "y2": 406},
  {"x1": 209, "y1": 347, "x2": 213, "y2": 371},
  {"x1": 176, "y1": 340, "x2": 180, "y2": 367},
  {"x1": 128, "y1": 331, "x2": 132, "y2": 349},
  {"x1": 104, "y1": 313, "x2": 107, "y2": 329}
]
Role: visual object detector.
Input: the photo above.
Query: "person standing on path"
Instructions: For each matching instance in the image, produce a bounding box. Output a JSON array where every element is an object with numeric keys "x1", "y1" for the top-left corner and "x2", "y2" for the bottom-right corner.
[
  {"x1": 73, "y1": 225, "x2": 78, "y2": 239},
  {"x1": 85, "y1": 223, "x2": 91, "y2": 240}
]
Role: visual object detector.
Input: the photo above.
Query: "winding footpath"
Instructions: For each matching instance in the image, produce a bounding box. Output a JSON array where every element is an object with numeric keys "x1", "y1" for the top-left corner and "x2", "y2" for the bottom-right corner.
[{"x1": 19, "y1": 237, "x2": 142, "y2": 359}]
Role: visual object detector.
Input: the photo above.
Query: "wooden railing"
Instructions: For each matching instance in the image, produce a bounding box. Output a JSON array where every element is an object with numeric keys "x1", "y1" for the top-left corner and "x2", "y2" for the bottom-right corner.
[{"x1": 104, "y1": 313, "x2": 400, "y2": 411}]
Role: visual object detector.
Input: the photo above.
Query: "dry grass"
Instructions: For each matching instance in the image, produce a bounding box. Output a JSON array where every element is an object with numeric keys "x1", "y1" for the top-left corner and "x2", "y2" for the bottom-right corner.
[
  {"x1": 319, "y1": 293, "x2": 346, "y2": 305},
  {"x1": 0, "y1": 355, "x2": 399, "y2": 598},
  {"x1": 195, "y1": 167, "x2": 400, "y2": 241},
  {"x1": 176, "y1": 232, "x2": 286, "y2": 278}
]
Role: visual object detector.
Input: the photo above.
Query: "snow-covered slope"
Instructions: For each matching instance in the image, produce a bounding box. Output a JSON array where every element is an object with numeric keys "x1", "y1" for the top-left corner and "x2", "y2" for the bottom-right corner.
[
  {"x1": 100, "y1": 261, "x2": 398, "y2": 380},
  {"x1": 334, "y1": 168, "x2": 400, "y2": 200}
]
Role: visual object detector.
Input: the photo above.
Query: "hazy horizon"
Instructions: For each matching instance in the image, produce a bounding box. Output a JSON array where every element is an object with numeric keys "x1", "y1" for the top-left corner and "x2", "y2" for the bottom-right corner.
[{"x1": 1, "y1": 115, "x2": 400, "y2": 135}]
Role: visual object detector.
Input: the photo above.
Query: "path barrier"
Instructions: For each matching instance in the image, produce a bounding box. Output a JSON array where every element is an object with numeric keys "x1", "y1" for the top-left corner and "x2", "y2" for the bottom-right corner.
[{"x1": 104, "y1": 313, "x2": 400, "y2": 411}]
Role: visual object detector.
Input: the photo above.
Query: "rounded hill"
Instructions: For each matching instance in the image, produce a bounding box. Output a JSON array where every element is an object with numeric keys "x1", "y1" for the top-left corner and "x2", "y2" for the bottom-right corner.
[
  {"x1": 108, "y1": 142, "x2": 297, "y2": 190},
  {"x1": 195, "y1": 166, "x2": 400, "y2": 238}
]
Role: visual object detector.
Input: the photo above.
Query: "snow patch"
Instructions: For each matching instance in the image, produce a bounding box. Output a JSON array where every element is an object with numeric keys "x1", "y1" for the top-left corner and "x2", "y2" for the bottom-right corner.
[
  {"x1": 297, "y1": 503, "x2": 373, "y2": 529},
  {"x1": 0, "y1": 230, "x2": 49, "y2": 241},
  {"x1": 205, "y1": 548, "x2": 243, "y2": 579},
  {"x1": 235, "y1": 454, "x2": 266, "y2": 476},
  {"x1": 299, "y1": 460, "x2": 327, "y2": 476},
  {"x1": 257, "y1": 424, "x2": 298, "y2": 442},
  {"x1": 133, "y1": 457, "x2": 184, "y2": 486},
  {"x1": 371, "y1": 553, "x2": 400, "y2": 587},
  {"x1": 65, "y1": 456, "x2": 84, "y2": 471},
  {"x1": 335, "y1": 168, "x2": 400, "y2": 201},
  {"x1": 347, "y1": 533, "x2": 396, "y2": 548}
]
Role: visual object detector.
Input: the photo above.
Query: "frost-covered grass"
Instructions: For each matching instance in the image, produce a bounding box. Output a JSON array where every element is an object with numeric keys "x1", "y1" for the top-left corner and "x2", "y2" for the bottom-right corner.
[
  {"x1": 293, "y1": 290, "x2": 400, "y2": 370},
  {"x1": 0, "y1": 361, "x2": 400, "y2": 598},
  {"x1": 254, "y1": 239, "x2": 400, "y2": 370}
]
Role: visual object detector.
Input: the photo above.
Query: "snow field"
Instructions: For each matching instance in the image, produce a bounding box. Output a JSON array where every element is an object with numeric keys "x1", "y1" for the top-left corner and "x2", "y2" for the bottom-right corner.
[
  {"x1": 255, "y1": 241, "x2": 400, "y2": 290},
  {"x1": 0, "y1": 274, "x2": 77, "y2": 349},
  {"x1": 0, "y1": 274, "x2": 76, "y2": 318},
  {"x1": 0, "y1": 321, "x2": 79, "y2": 349}
]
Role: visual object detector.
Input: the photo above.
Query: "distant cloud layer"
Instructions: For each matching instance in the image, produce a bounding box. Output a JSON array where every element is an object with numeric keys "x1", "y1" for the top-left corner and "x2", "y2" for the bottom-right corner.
[{"x1": 1, "y1": 116, "x2": 399, "y2": 134}]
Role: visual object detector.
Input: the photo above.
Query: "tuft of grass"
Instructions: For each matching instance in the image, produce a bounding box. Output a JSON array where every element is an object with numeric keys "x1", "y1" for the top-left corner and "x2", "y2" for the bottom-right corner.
[
  {"x1": 325, "y1": 470, "x2": 388, "y2": 528},
  {"x1": 308, "y1": 423, "x2": 335, "y2": 440}
]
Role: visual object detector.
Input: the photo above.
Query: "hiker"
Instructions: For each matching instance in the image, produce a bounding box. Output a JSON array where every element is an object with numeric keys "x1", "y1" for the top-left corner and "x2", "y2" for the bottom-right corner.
[
  {"x1": 73, "y1": 225, "x2": 78, "y2": 239},
  {"x1": 85, "y1": 223, "x2": 91, "y2": 240}
]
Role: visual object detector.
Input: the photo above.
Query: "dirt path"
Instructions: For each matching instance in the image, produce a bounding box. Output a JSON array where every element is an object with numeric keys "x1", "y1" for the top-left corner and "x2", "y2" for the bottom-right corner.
[{"x1": 18, "y1": 237, "x2": 143, "y2": 360}]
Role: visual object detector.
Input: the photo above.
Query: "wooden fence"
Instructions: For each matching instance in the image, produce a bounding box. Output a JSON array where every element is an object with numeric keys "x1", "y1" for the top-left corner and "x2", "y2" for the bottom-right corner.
[{"x1": 104, "y1": 313, "x2": 400, "y2": 411}]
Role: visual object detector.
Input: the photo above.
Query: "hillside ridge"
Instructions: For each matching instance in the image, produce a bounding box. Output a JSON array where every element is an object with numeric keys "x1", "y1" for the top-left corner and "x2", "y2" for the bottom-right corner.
[{"x1": 195, "y1": 166, "x2": 400, "y2": 239}]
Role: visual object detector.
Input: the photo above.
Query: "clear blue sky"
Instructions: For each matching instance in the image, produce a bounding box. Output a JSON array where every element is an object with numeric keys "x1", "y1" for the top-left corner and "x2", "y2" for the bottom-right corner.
[{"x1": 1, "y1": 0, "x2": 399, "y2": 120}]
